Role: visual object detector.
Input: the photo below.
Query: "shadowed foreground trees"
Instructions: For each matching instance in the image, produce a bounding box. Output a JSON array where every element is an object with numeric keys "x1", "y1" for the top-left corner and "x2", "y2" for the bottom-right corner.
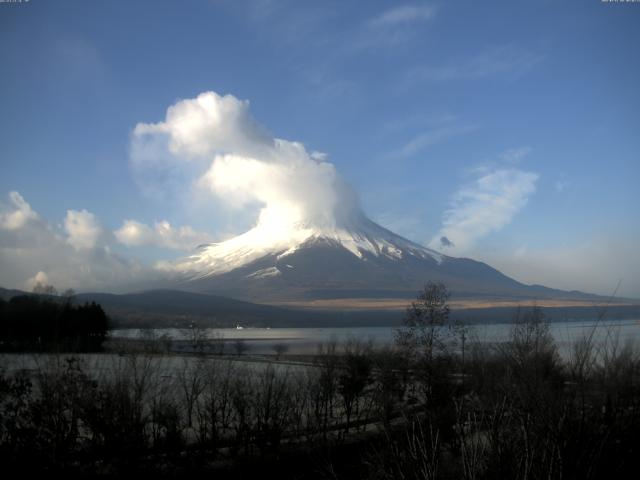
[
  {"x1": 0, "y1": 285, "x2": 639, "y2": 478},
  {"x1": 0, "y1": 295, "x2": 109, "y2": 352}
]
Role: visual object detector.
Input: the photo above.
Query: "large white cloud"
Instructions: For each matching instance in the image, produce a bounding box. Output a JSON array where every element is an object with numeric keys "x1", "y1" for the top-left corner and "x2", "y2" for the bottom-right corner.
[
  {"x1": 133, "y1": 91, "x2": 273, "y2": 159},
  {"x1": 0, "y1": 192, "x2": 152, "y2": 292},
  {"x1": 64, "y1": 209, "x2": 103, "y2": 250},
  {"x1": 0, "y1": 191, "x2": 39, "y2": 231},
  {"x1": 115, "y1": 219, "x2": 214, "y2": 250},
  {"x1": 131, "y1": 91, "x2": 359, "y2": 232},
  {"x1": 429, "y1": 168, "x2": 539, "y2": 253},
  {"x1": 25, "y1": 271, "x2": 51, "y2": 291}
]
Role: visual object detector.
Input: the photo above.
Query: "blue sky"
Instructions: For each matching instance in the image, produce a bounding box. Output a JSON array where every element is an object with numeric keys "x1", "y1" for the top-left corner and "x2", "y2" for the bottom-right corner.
[{"x1": 0, "y1": 0, "x2": 639, "y2": 297}]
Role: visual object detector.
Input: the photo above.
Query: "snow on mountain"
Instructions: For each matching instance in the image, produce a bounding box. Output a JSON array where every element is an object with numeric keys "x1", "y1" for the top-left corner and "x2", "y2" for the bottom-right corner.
[
  {"x1": 156, "y1": 211, "x2": 606, "y2": 304},
  {"x1": 246, "y1": 267, "x2": 281, "y2": 279},
  {"x1": 166, "y1": 213, "x2": 444, "y2": 281}
]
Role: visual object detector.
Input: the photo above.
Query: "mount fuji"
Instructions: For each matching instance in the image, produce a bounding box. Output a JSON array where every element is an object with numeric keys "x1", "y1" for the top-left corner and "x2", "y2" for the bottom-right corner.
[
  {"x1": 161, "y1": 212, "x2": 593, "y2": 305},
  {"x1": 117, "y1": 90, "x2": 607, "y2": 308}
]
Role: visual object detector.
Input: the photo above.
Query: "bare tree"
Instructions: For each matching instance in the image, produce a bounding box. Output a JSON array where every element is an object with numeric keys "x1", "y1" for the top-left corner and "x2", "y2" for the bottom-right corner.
[
  {"x1": 178, "y1": 358, "x2": 205, "y2": 428},
  {"x1": 396, "y1": 282, "x2": 455, "y2": 402},
  {"x1": 211, "y1": 331, "x2": 225, "y2": 355},
  {"x1": 272, "y1": 342, "x2": 289, "y2": 360},
  {"x1": 372, "y1": 347, "x2": 407, "y2": 426},
  {"x1": 184, "y1": 322, "x2": 207, "y2": 354},
  {"x1": 233, "y1": 339, "x2": 249, "y2": 356},
  {"x1": 338, "y1": 338, "x2": 372, "y2": 432},
  {"x1": 311, "y1": 339, "x2": 339, "y2": 439},
  {"x1": 500, "y1": 305, "x2": 562, "y2": 400},
  {"x1": 396, "y1": 282, "x2": 452, "y2": 363},
  {"x1": 252, "y1": 365, "x2": 293, "y2": 453},
  {"x1": 366, "y1": 417, "x2": 441, "y2": 480},
  {"x1": 32, "y1": 282, "x2": 57, "y2": 296},
  {"x1": 194, "y1": 360, "x2": 235, "y2": 452}
]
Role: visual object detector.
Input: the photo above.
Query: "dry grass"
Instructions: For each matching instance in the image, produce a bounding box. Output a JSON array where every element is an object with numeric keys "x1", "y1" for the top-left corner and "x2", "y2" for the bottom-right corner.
[{"x1": 267, "y1": 297, "x2": 638, "y2": 311}]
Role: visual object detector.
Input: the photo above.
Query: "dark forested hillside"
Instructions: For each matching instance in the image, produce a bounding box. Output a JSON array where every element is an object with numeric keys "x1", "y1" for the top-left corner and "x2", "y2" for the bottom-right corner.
[{"x1": 0, "y1": 295, "x2": 109, "y2": 352}]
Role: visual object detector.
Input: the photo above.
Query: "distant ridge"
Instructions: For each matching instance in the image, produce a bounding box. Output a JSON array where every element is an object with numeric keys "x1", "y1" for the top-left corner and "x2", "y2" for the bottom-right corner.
[{"x1": 2, "y1": 287, "x2": 638, "y2": 328}]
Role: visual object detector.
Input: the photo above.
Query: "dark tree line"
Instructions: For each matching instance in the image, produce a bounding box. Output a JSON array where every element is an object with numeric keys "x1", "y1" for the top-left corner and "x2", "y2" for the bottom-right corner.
[{"x1": 0, "y1": 295, "x2": 109, "y2": 352}]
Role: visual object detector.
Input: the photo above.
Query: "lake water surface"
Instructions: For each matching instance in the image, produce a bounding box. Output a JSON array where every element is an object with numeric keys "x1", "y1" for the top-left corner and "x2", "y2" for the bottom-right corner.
[{"x1": 111, "y1": 319, "x2": 640, "y2": 357}]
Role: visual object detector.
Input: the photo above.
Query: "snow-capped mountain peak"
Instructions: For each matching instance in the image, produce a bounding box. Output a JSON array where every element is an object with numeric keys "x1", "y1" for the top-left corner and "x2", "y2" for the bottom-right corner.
[
  {"x1": 157, "y1": 211, "x2": 577, "y2": 305},
  {"x1": 164, "y1": 214, "x2": 443, "y2": 281}
]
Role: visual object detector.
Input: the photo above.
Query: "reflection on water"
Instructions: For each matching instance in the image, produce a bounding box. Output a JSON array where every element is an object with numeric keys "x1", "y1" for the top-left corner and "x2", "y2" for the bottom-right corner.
[{"x1": 110, "y1": 319, "x2": 640, "y2": 357}]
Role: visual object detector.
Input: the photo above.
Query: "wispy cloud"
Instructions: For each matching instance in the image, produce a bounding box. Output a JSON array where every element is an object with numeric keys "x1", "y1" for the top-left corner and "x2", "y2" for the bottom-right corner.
[
  {"x1": 372, "y1": 210, "x2": 431, "y2": 245},
  {"x1": 403, "y1": 125, "x2": 474, "y2": 158},
  {"x1": 115, "y1": 219, "x2": 214, "y2": 251},
  {"x1": 355, "y1": 4, "x2": 436, "y2": 49},
  {"x1": 555, "y1": 178, "x2": 571, "y2": 193},
  {"x1": 405, "y1": 44, "x2": 544, "y2": 85},
  {"x1": 429, "y1": 168, "x2": 539, "y2": 253},
  {"x1": 218, "y1": 0, "x2": 334, "y2": 48},
  {"x1": 499, "y1": 146, "x2": 532, "y2": 164},
  {"x1": 367, "y1": 5, "x2": 436, "y2": 29},
  {"x1": 378, "y1": 112, "x2": 458, "y2": 136},
  {"x1": 52, "y1": 36, "x2": 106, "y2": 84},
  {"x1": 388, "y1": 124, "x2": 475, "y2": 159},
  {"x1": 464, "y1": 146, "x2": 533, "y2": 177},
  {"x1": 299, "y1": 62, "x2": 357, "y2": 101}
]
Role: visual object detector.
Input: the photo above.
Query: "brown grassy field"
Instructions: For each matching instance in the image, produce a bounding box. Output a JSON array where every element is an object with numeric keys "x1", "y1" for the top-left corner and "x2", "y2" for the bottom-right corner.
[{"x1": 269, "y1": 297, "x2": 638, "y2": 311}]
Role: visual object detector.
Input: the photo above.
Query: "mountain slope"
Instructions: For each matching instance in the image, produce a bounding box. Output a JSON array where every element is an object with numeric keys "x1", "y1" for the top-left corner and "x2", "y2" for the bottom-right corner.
[
  {"x1": 165, "y1": 215, "x2": 603, "y2": 304},
  {"x1": 166, "y1": 215, "x2": 442, "y2": 279}
]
